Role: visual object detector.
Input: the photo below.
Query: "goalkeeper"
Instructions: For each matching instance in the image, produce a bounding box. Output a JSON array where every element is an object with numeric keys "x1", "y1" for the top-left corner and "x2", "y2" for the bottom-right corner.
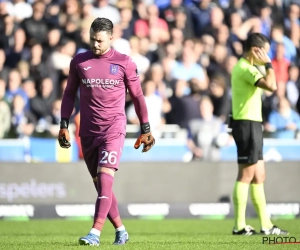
[
  {"x1": 58, "y1": 18, "x2": 155, "y2": 246},
  {"x1": 230, "y1": 33, "x2": 288, "y2": 236}
]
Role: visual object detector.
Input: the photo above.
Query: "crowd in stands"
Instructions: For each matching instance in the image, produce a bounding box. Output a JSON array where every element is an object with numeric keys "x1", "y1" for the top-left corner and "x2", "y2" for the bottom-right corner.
[{"x1": 0, "y1": 0, "x2": 300, "y2": 159}]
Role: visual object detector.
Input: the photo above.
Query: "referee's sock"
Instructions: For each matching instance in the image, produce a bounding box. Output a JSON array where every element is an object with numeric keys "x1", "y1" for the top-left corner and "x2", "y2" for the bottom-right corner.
[
  {"x1": 233, "y1": 181, "x2": 249, "y2": 230},
  {"x1": 250, "y1": 183, "x2": 273, "y2": 229}
]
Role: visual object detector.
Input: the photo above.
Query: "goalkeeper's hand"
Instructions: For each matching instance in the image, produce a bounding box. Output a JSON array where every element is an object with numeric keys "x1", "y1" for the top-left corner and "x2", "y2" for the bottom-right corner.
[
  {"x1": 134, "y1": 122, "x2": 155, "y2": 153},
  {"x1": 58, "y1": 118, "x2": 71, "y2": 148},
  {"x1": 134, "y1": 132, "x2": 155, "y2": 152}
]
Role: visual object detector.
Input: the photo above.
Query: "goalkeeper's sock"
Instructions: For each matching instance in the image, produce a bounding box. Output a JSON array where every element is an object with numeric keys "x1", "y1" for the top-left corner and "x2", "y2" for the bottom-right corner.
[
  {"x1": 233, "y1": 181, "x2": 249, "y2": 231},
  {"x1": 93, "y1": 172, "x2": 113, "y2": 231},
  {"x1": 116, "y1": 225, "x2": 125, "y2": 232},
  {"x1": 250, "y1": 183, "x2": 273, "y2": 229},
  {"x1": 108, "y1": 192, "x2": 123, "y2": 229},
  {"x1": 90, "y1": 228, "x2": 101, "y2": 237}
]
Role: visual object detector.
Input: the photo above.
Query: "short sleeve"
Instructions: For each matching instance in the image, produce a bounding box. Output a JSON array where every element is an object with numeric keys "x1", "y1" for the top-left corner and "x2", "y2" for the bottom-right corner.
[{"x1": 245, "y1": 66, "x2": 264, "y2": 86}]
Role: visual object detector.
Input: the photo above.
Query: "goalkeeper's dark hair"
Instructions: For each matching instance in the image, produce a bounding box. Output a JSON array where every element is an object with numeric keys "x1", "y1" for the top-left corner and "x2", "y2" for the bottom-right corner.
[
  {"x1": 90, "y1": 18, "x2": 113, "y2": 35},
  {"x1": 244, "y1": 33, "x2": 270, "y2": 52}
]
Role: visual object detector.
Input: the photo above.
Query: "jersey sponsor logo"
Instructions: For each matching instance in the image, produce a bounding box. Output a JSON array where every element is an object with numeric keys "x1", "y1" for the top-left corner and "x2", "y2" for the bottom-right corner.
[
  {"x1": 81, "y1": 78, "x2": 120, "y2": 88},
  {"x1": 110, "y1": 64, "x2": 119, "y2": 75}
]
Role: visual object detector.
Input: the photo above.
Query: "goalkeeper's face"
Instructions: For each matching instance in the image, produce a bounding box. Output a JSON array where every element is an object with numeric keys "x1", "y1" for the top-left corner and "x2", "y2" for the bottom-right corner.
[{"x1": 90, "y1": 29, "x2": 113, "y2": 56}]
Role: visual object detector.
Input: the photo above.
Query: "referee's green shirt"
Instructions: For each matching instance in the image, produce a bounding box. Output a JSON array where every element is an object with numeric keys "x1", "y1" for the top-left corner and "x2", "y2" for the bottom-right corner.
[{"x1": 231, "y1": 58, "x2": 264, "y2": 122}]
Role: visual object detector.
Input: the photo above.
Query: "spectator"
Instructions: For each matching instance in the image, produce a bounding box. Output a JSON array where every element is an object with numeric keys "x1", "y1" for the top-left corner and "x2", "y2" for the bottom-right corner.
[
  {"x1": 17, "y1": 60, "x2": 30, "y2": 81},
  {"x1": 0, "y1": 14, "x2": 19, "y2": 51},
  {"x1": 180, "y1": 78, "x2": 203, "y2": 128},
  {"x1": 112, "y1": 24, "x2": 131, "y2": 55},
  {"x1": 216, "y1": 24, "x2": 232, "y2": 50},
  {"x1": 5, "y1": 69, "x2": 28, "y2": 106},
  {"x1": 148, "y1": 63, "x2": 170, "y2": 98},
  {"x1": 21, "y1": 78, "x2": 37, "y2": 110},
  {"x1": 20, "y1": 1, "x2": 48, "y2": 47},
  {"x1": 258, "y1": 1, "x2": 273, "y2": 37},
  {"x1": 284, "y1": 3, "x2": 300, "y2": 35},
  {"x1": 271, "y1": 43, "x2": 290, "y2": 83},
  {"x1": 8, "y1": 94, "x2": 36, "y2": 138},
  {"x1": 59, "y1": 0, "x2": 82, "y2": 28},
  {"x1": 0, "y1": 0, "x2": 298, "y2": 146},
  {"x1": 41, "y1": 99, "x2": 62, "y2": 138},
  {"x1": 171, "y1": 46, "x2": 206, "y2": 82},
  {"x1": 5, "y1": 0, "x2": 33, "y2": 23},
  {"x1": 187, "y1": 96, "x2": 227, "y2": 161},
  {"x1": 262, "y1": 81, "x2": 287, "y2": 123},
  {"x1": 92, "y1": 0, "x2": 121, "y2": 24},
  {"x1": 209, "y1": 74, "x2": 231, "y2": 122},
  {"x1": 77, "y1": 17, "x2": 94, "y2": 53},
  {"x1": 223, "y1": 55, "x2": 238, "y2": 87},
  {"x1": 135, "y1": 4, "x2": 169, "y2": 43},
  {"x1": 139, "y1": 36, "x2": 160, "y2": 64},
  {"x1": 0, "y1": 78, "x2": 11, "y2": 138},
  {"x1": 170, "y1": 28, "x2": 185, "y2": 56},
  {"x1": 207, "y1": 43, "x2": 228, "y2": 78},
  {"x1": 266, "y1": 97, "x2": 300, "y2": 138},
  {"x1": 225, "y1": 0, "x2": 252, "y2": 23},
  {"x1": 0, "y1": 49, "x2": 10, "y2": 84},
  {"x1": 5, "y1": 27, "x2": 26, "y2": 68},
  {"x1": 286, "y1": 65, "x2": 300, "y2": 109},
  {"x1": 269, "y1": 24, "x2": 297, "y2": 62},
  {"x1": 188, "y1": 0, "x2": 215, "y2": 37},
  {"x1": 169, "y1": 6, "x2": 194, "y2": 39},
  {"x1": 119, "y1": 7, "x2": 135, "y2": 40},
  {"x1": 42, "y1": 27, "x2": 62, "y2": 61},
  {"x1": 47, "y1": 39, "x2": 75, "y2": 87},
  {"x1": 202, "y1": 7, "x2": 225, "y2": 38},
  {"x1": 165, "y1": 79, "x2": 186, "y2": 127},
  {"x1": 63, "y1": 16, "x2": 81, "y2": 46},
  {"x1": 129, "y1": 36, "x2": 150, "y2": 76},
  {"x1": 160, "y1": 0, "x2": 193, "y2": 35},
  {"x1": 127, "y1": 80, "x2": 166, "y2": 138},
  {"x1": 30, "y1": 77, "x2": 55, "y2": 121},
  {"x1": 29, "y1": 43, "x2": 49, "y2": 86}
]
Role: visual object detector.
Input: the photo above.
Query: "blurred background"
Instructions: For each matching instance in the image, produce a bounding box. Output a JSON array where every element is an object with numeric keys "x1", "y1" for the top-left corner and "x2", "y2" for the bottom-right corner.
[{"x1": 0, "y1": 0, "x2": 299, "y2": 220}]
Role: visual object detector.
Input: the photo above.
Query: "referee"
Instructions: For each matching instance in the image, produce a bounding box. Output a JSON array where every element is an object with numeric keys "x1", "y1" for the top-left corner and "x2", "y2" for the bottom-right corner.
[{"x1": 230, "y1": 33, "x2": 288, "y2": 235}]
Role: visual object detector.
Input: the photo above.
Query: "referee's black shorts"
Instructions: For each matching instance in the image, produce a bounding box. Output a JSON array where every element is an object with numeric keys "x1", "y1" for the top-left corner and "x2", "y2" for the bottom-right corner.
[{"x1": 231, "y1": 120, "x2": 263, "y2": 164}]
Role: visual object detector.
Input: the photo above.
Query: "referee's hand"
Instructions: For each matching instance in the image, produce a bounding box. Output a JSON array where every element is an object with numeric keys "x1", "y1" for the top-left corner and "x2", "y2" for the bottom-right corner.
[{"x1": 252, "y1": 47, "x2": 271, "y2": 64}]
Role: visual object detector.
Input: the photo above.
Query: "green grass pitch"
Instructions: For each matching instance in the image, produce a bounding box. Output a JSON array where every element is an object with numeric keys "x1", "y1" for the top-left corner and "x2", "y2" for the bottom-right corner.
[{"x1": 1, "y1": 219, "x2": 300, "y2": 250}]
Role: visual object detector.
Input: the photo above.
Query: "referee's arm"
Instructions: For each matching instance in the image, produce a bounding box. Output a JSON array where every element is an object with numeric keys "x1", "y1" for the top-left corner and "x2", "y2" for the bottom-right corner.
[
  {"x1": 255, "y1": 66, "x2": 277, "y2": 92},
  {"x1": 253, "y1": 50, "x2": 277, "y2": 92}
]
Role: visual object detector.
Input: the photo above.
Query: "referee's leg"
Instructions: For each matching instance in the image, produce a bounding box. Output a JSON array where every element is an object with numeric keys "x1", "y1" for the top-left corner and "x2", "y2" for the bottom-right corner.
[
  {"x1": 249, "y1": 121, "x2": 273, "y2": 231},
  {"x1": 251, "y1": 161, "x2": 289, "y2": 234},
  {"x1": 232, "y1": 120, "x2": 257, "y2": 234}
]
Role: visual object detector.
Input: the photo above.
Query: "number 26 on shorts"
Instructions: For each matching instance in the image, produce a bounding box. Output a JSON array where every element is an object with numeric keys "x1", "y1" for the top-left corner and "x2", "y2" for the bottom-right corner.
[{"x1": 99, "y1": 151, "x2": 118, "y2": 165}]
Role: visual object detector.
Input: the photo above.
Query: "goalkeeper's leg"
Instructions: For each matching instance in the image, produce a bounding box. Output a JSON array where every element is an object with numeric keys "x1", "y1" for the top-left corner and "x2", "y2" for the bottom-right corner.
[{"x1": 93, "y1": 177, "x2": 125, "y2": 237}]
